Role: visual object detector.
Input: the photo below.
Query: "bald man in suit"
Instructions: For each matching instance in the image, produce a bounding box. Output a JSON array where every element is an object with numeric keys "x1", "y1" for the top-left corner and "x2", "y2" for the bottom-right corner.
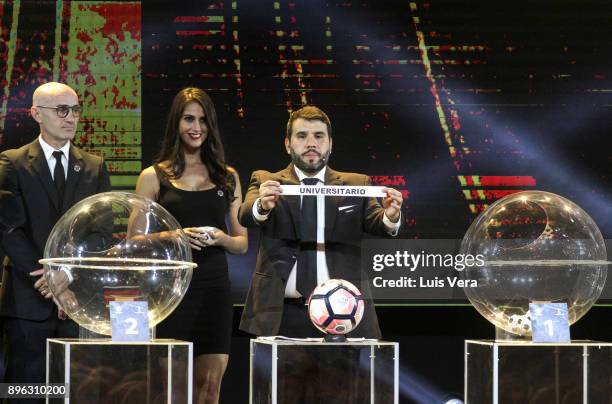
[{"x1": 0, "y1": 82, "x2": 110, "y2": 391}]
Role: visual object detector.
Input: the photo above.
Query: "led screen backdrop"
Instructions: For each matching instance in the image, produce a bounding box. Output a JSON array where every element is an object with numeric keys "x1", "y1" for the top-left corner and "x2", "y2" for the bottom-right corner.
[
  {"x1": 1, "y1": 0, "x2": 611, "y2": 301},
  {"x1": 0, "y1": 1, "x2": 141, "y2": 188}
]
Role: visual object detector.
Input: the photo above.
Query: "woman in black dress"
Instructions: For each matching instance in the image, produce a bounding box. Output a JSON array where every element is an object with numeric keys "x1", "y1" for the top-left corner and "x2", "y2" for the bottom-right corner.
[{"x1": 135, "y1": 87, "x2": 247, "y2": 404}]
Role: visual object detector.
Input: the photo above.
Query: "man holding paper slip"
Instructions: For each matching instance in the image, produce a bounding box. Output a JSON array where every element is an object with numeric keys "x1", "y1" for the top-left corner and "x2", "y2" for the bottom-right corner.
[{"x1": 239, "y1": 106, "x2": 403, "y2": 338}]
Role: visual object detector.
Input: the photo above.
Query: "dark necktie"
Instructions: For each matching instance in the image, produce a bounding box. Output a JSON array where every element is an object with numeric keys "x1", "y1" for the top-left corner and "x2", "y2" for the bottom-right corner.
[
  {"x1": 53, "y1": 150, "x2": 65, "y2": 208},
  {"x1": 297, "y1": 177, "x2": 319, "y2": 297}
]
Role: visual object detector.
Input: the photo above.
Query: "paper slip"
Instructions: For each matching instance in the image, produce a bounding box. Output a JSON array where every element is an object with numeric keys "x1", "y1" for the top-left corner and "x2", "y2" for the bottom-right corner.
[{"x1": 280, "y1": 185, "x2": 386, "y2": 197}]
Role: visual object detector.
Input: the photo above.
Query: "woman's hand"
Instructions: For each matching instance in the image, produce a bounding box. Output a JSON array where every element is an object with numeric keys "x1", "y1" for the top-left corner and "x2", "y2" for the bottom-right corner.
[
  {"x1": 183, "y1": 227, "x2": 209, "y2": 251},
  {"x1": 200, "y1": 226, "x2": 228, "y2": 248},
  {"x1": 183, "y1": 227, "x2": 228, "y2": 250}
]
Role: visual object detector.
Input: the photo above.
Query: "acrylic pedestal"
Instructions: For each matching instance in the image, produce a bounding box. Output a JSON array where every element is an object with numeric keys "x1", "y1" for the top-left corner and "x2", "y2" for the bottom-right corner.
[
  {"x1": 465, "y1": 340, "x2": 612, "y2": 404},
  {"x1": 250, "y1": 338, "x2": 399, "y2": 404},
  {"x1": 46, "y1": 338, "x2": 193, "y2": 403}
]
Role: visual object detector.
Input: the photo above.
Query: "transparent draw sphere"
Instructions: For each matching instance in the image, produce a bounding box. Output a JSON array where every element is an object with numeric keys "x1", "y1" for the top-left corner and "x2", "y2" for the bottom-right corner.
[
  {"x1": 460, "y1": 191, "x2": 607, "y2": 338},
  {"x1": 40, "y1": 192, "x2": 196, "y2": 336}
]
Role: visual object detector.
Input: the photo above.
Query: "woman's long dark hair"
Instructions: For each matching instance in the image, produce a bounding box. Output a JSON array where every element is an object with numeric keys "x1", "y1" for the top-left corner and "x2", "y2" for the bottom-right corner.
[{"x1": 155, "y1": 87, "x2": 235, "y2": 205}]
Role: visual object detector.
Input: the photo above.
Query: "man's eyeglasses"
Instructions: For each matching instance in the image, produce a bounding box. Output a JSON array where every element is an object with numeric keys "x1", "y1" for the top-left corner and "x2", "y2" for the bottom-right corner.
[{"x1": 36, "y1": 105, "x2": 82, "y2": 118}]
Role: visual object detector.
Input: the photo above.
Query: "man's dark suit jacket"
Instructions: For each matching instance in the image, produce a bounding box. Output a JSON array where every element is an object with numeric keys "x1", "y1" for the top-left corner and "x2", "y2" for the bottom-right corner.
[
  {"x1": 0, "y1": 139, "x2": 111, "y2": 321},
  {"x1": 238, "y1": 164, "x2": 400, "y2": 339}
]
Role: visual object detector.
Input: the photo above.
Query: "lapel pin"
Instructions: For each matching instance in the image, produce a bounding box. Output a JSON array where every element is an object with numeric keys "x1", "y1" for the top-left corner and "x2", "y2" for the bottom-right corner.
[
  {"x1": 73, "y1": 164, "x2": 81, "y2": 172},
  {"x1": 217, "y1": 190, "x2": 224, "y2": 197}
]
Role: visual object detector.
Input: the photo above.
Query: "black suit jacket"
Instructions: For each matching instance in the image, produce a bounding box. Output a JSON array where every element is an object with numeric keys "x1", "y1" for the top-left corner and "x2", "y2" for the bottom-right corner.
[
  {"x1": 0, "y1": 139, "x2": 110, "y2": 320},
  {"x1": 238, "y1": 164, "x2": 400, "y2": 338}
]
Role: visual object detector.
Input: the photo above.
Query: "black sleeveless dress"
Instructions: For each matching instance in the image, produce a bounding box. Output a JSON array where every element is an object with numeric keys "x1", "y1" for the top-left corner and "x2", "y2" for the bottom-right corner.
[{"x1": 153, "y1": 165, "x2": 232, "y2": 355}]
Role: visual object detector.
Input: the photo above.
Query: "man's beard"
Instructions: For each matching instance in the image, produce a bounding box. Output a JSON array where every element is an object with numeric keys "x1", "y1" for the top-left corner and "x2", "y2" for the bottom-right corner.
[{"x1": 290, "y1": 148, "x2": 331, "y2": 174}]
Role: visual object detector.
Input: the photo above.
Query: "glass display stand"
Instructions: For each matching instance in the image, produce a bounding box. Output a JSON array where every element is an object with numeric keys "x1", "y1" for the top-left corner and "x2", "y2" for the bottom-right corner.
[
  {"x1": 46, "y1": 338, "x2": 192, "y2": 403},
  {"x1": 465, "y1": 340, "x2": 612, "y2": 404},
  {"x1": 250, "y1": 338, "x2": 399, "y2": 404}
]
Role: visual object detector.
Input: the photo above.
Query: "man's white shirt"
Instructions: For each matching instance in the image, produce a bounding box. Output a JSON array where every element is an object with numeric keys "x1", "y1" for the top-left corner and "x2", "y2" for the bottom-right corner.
[{"x1": 38, "y1": 135, "x2": 69, "y2": 180}]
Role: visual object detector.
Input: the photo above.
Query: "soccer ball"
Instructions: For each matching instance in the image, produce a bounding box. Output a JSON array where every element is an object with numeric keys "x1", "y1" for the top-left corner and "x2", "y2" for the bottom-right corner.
[
  {"x1": 508, "y1": 313, "x2": 532, "y2": 334},
  {"x1": 308, "y1": 279, "x2": 364, "y2": 335}
]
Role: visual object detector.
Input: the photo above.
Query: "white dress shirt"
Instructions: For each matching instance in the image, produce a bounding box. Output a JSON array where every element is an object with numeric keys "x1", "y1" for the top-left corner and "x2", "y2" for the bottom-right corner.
[
  {"x1": 39, "y1": 136, "x2": 74, "y2": 283},
  {"x1": 38, "y1": 135, "x2": 70, "y2": 180},
  {"x1": 253, "y1": 166, "x2": 401, "y2": 297}
]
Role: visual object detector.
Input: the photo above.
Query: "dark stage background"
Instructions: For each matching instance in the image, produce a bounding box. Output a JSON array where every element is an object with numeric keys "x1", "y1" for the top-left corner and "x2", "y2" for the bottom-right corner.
[{"x1": 1, "y1": 1, "x2": 611, "y2": 402}]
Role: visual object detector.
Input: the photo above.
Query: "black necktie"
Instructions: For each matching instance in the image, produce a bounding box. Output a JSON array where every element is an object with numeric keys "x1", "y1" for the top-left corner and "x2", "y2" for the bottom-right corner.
[
  {"x1": 297, "y1": 177, "x2": 319, "y2": 297},
  {"x1": 53, "y1": 150, "x2": 65, "y2": 208}
]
